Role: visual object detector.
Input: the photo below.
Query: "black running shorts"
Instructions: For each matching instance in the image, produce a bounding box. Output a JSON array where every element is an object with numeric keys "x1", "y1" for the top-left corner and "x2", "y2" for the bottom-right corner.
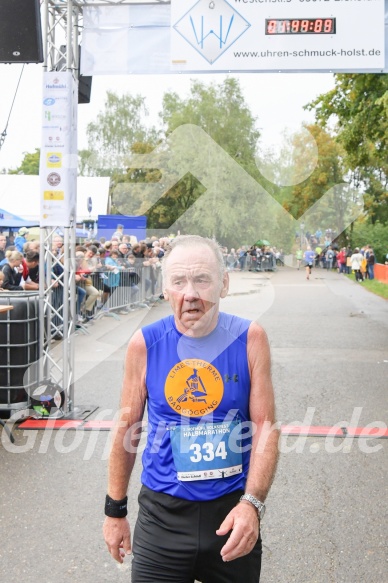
[{"x1": 132, "y1": 485, "x2": 262, "y2": 583}]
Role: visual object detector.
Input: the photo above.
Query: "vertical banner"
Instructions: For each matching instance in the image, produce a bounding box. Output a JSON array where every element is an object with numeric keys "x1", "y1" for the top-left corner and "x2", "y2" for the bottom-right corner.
[{"x1": 39, "y1": 72, "x2": 78, "y2": 227}]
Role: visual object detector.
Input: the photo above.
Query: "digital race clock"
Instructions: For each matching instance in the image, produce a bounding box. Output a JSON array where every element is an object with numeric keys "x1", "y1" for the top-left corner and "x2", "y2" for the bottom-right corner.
[{"x1": 265, "y1": 18, "x2": 336, "y2": 35}]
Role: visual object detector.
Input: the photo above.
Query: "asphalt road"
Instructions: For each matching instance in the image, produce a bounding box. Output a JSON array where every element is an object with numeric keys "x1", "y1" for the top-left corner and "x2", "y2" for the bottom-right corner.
[{"x1": 1, "y1": 267, "x2": 387, "y2": 583}]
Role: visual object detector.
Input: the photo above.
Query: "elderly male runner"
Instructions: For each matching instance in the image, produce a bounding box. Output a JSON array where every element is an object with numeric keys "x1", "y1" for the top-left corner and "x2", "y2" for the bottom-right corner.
[{"x1": 103, "y1": 235, "x2": 279, "y2": 583}]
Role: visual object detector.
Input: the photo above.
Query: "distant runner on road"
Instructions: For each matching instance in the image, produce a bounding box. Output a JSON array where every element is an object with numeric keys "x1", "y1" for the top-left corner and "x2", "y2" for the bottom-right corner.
[{"x1": 304, "y1": 246, "x2": 316, "y2": 280}]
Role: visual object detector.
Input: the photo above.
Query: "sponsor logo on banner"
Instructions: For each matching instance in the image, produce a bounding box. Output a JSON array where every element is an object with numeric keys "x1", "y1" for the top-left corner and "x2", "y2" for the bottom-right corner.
[
  {"x1": 173, "y1": 0, "x2": 251, "y2": 65},
  {"x1": 45, "y1": 77, "x2": 67, "y2": 90},
  {"x1": 43, "y1": 111, "x2": 66, "y2": 122},
  {"x1": 47, "y1": 153, "x2": 62, "y2": 168},
  {"x1": 44, "y1": 190, "x2": 64, "y2": 201},
  {"x1": 45, "y1": 138, "x2": 64, "y2": 148},
  {"x1": 41, "y1": 72, "x2": 77, "y2": 227},
  {"x1": 50, "y1": 96, "x2": 68, "y2": 103},
  {"x1": 165, "y1": 359, "x2": 224, "y2": 417},
  {"x1": 47, "y1": 172, "x2": 61, "y2": 187}
]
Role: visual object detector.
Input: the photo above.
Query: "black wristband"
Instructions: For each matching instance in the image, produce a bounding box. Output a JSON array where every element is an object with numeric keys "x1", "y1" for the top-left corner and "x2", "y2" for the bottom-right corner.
[{"x1": 105, "y1": 494, "x2": 128, "y2": 518}]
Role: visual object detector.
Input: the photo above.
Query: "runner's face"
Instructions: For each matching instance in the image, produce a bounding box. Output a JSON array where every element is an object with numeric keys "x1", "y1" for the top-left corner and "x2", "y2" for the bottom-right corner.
[{"x1": 164, "y1": 246, "x2": 228, "y2": 337}]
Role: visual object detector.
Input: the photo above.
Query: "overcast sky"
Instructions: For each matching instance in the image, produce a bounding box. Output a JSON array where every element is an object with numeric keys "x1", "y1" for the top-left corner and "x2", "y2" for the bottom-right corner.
[{"x1": 0, "y1": 63, "x2": 335, "y2": 172}]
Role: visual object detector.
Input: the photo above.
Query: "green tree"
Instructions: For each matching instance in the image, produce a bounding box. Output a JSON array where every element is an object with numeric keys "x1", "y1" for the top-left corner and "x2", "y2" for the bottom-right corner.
[
  {"x1": 158, "y1": 78, "x2": 271, "y2": 247},
  {"x1": 284, "y1": 124, "x2": 347, "y2": 223},
  {"x1": 349, "y1": 219, "x2": 388, "y2": 264},
  {"x1": 161, "y1": 78, "x2": 260, "y2": 175},
  {"x1": 83, "y1": 91, "x2": 158, "y2": 176},
  {"x1": 255, "y1": 125, "x2": 353, "y2": 250},
  {"x1": 256, "y1": 125, "x2": 327, "y2": 208},
  {"x1": 306, "y1": 74, "x2": 388, "y2": 225},
  {"x1": 111, "y1": 141, "x2": 163, "y2": 217},
  {"x1": 85, "y1": 80, "x2": 296, "y2": 250},
  {"x1": 9, "y1": 148, "x2": 40, "y2": 174}
]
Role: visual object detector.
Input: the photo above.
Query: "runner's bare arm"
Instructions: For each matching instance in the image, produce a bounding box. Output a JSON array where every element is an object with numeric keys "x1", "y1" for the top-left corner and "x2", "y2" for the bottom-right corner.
[
  {"x1": 103, "y1": 329, "x2": 147, "y2": 563},
  {"x1": 243, "y1": 322, "x2": 279, "y2": 501},
  {"x1": 217, "y1": 322, "x2": 279, "y2": 562}
]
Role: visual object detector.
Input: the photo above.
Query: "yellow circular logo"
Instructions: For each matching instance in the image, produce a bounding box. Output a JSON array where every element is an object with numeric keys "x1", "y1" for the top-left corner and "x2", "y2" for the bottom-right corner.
[{"x1": 165, "y1": 359, "x2": 224, "y2": 417}]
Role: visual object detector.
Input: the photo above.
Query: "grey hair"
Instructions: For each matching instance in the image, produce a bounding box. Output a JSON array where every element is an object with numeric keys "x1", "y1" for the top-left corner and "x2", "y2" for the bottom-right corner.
[{"x1": 162, "y1": 235, "x2": 225, "y2": 284}]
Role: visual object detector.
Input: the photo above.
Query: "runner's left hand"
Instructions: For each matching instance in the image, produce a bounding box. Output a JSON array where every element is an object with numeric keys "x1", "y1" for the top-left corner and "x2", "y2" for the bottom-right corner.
[{"x1": 216, "y1": 502, "x2": 259, "y2": 562}]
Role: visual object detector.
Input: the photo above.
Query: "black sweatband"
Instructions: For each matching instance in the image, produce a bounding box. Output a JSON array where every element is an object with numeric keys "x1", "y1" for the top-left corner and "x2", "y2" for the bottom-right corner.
[{"x1": 105, "y1": 494, "x2": 128, "y2": 518}]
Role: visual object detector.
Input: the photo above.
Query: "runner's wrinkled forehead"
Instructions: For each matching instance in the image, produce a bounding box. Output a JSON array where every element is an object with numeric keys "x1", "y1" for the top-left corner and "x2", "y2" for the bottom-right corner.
[
  {"x1": 163, "y1": 237, "x2": 225, "y2": 281},
  {"x1": 164, "y1": 244, "x2": 222, "y2": 287}
]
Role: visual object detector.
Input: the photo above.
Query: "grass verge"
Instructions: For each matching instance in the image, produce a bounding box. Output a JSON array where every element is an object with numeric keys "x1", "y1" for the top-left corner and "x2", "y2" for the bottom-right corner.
[{"x1": 346, "y1": 274, "x2": 388, "y2": 300}]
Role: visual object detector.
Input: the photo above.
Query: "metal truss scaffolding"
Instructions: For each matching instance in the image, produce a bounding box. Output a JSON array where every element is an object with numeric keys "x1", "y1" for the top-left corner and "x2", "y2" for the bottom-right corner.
[
  {"x1": 40, "y1": 0, "x2": 81, "y2": 415},
  {"x1": 40, "y1": 0, "x2": 170, "y2": 415}
]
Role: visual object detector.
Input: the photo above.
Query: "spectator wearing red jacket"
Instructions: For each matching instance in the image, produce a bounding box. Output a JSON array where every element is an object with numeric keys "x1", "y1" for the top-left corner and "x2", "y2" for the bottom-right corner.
[{"x1": 337, "y1": 248, "x2": 347, "y2": 274}]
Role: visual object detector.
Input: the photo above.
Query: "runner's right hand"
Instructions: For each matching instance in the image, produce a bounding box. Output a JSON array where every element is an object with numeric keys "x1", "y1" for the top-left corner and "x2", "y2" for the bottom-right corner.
[{"x1": 103, "y1": 516, "x2": 132, "y2": 563}]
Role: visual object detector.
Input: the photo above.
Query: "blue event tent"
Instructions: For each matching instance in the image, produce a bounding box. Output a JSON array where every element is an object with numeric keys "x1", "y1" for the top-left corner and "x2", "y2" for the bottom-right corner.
[{"x1": 0, "y1": 208, "x2": 38, "y2": 229}]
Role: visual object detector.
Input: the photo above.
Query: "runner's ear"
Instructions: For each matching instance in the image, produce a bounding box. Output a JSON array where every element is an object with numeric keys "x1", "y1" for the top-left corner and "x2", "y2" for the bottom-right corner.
[{"x1": 220, "y1": 272, "x2": 229, "y2": 299}]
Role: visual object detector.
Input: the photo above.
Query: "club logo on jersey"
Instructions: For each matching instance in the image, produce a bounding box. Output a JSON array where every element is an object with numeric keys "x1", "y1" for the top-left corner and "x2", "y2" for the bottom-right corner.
[{"x1": 165, "y1": 359, "x2": 224, "y2": 417}]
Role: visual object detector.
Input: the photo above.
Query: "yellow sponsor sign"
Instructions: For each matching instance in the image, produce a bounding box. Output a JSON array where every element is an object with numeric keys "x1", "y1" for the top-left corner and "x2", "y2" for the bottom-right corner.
[
  {"x1": 43, "y1": 190, "x2": 64, "y2": 201},
  {"x1": 46, "y1": 153, "x2": 62, "y2": 168}
]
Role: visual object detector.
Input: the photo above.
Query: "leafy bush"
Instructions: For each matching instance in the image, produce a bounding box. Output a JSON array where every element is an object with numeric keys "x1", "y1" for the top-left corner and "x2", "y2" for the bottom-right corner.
[{"x1": 350, "y1": 220, "x2": 388, "y2": 263}]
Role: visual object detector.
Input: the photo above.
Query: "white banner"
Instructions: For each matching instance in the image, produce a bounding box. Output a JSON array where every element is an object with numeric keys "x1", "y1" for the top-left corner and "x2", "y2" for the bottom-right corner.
[
  {"x1": 39, "y1": 72, "x2": 78, "y2": 227},
  {"x1": 81, "y1": 1, "x2": 387, "y2": 74},
  {"x1": 171, "y1": 0, "x2": 385, "y2": 71},
  {"x1": 81, "y1": 5, "x2": 171, "y2": 75}
]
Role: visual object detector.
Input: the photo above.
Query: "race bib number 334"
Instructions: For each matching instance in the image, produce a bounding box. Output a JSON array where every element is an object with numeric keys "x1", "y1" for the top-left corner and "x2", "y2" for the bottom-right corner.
[{"x1": 170, "y1": 420, "x2": 243, "y2": 482}]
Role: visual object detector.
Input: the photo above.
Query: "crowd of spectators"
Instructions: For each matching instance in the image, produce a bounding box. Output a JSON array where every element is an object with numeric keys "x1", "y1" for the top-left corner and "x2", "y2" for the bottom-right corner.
[
  {"x1": 0, "y1": 227, "x2": 169, "y2": 337},
  {"x1": 0, "y1": 226, "x2": 386, "y2": 334},
  {"x1": 222, "y1": 245, "x2": 284, "y2": 272},
  {"x1": 297, "y1": 227, "x2": 379, "y2": 282},
  {"x1": 0, "y1": 230, "x2": 40, "y2": 291},
  {"x1": 70, "y1": 234, "x2": 168, "y2": 325}
]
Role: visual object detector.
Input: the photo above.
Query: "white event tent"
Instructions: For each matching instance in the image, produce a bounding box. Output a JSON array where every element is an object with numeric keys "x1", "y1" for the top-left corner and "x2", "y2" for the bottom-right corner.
[{"x1": 0, "y1": 175, "x2": 110, "y2": 224}]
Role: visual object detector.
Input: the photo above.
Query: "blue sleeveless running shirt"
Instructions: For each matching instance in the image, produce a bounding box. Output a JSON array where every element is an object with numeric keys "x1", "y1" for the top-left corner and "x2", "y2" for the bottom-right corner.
[{"x1": 141, "y1": 312, "x2": 252, "y2": 501}]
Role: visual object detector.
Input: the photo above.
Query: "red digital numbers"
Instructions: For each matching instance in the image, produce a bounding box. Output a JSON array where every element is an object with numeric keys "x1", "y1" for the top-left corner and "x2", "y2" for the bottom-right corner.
[
  {"x1": 267, "y1": 20, "x2": 277, "y2": 35},
  {"x1": 301, "y1": 20, "x2": 309, "y2": 33},
  {"x1": 281, "y1": 20, "x2": 292, "y2": 33},
  {"x1": 266, "y1": 18, "x2": 335, "y2": 35},
  {"x1": 324, "y1": 19, "x2": 333, "y2": 33}
]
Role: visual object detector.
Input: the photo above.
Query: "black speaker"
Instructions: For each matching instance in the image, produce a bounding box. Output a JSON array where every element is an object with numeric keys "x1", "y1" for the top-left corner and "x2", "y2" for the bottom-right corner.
[
  {"x1": 58, "y1": 45, "x2": 93, "y2": 104},
  {"x1": 0, "y1": 0, "x2": 43, "y2": 63},
  {"x1": 78, "y1": 73, "x2": 92, "y2": 104}
]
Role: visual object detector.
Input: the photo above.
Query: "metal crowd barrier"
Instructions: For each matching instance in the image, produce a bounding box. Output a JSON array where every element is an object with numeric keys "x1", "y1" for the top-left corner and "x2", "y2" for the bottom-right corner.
[
  {"x1": 259, "y1": 255, "x2": 277, "y2": 271},
  {"x1": 82, "y1": 264, "x2": 163, "y2": 321},
  {"x1": 249, "y1": 255, "x2": 277, "y2": 272}
]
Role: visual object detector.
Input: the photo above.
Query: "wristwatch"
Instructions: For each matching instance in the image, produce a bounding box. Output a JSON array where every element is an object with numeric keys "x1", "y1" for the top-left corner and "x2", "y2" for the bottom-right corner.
[{"x1": 240, "y1": 493, "x2": 266, "y2": 520}]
